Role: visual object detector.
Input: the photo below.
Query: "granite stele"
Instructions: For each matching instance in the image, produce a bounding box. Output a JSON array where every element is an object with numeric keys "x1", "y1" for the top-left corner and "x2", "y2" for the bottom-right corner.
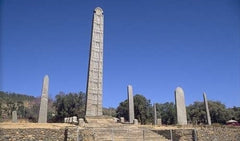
[
  {"x1": 38, "y1": 75, "x2": 49, "y2": 123},
  {"x1": 127, "y1": 85, "x2": 135, "y2": 123},
  {"x1": 175, "y1": 87, "x2": 187, "y2": 125},
  {"x1": 203, "y1": 92, "x2": 211, "y2": 125}
]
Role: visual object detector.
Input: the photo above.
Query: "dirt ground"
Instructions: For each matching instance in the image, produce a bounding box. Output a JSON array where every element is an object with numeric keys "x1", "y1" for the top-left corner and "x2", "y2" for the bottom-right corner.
[
  {"x1": 0, "y1": 122, "x2": 75, "y2": 129},
  {"x1": 0, "y1": 119, "x2": 195, "y2": 130},
  {"x1": 0, "y1": 122, "x2": 194, "y2": 130}
]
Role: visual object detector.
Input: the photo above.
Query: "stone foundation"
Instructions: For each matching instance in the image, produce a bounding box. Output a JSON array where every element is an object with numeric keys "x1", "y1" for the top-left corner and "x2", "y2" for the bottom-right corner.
[
  {"x1": 0, "y1": 127, "x2": 77, "y2": 141},
  {"x1": 197, "y1": 126, "x2": 240, "y2": 141},
  {"x1": 1, "y1": 124, "x2": 240, "y2": 141}
]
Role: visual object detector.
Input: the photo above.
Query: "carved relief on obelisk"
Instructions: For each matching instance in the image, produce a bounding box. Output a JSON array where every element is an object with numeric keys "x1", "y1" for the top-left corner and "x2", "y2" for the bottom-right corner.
[{"x1": 85, "y1": 7, "x2": 104, "y2": 116}]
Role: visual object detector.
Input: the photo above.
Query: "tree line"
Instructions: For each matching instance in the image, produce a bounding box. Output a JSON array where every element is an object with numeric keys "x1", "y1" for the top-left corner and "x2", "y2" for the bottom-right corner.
[
  {"x1": 1, "y1": 91, "x2": 240, "y2": 125},
  {"x1": 116, "y1": 94, "x2": 240, "y2": 125}
]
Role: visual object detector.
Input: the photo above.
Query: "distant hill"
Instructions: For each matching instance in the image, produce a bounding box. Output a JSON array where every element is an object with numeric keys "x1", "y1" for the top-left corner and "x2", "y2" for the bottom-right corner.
[
  {"x1": 0, "y1": 91, "x2": 35, "y2": 103},
  {"x1": 0, "y1": 91, "x2": 38, "y2": 121}
]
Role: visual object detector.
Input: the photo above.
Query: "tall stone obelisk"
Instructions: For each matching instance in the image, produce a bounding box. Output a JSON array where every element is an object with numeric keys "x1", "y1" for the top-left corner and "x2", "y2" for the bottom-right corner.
[
  {"x1": 203, "y1": 92, "x2": 211, "y2": 125},
  {"x1": 175, "y1": 87, "x2": 187, "y2": 125},
  {"x1": 127, "y1": 85, "x2": 135, "y2": 123},
  {"x1": 38, "y1": 75, "x2": 49, "y2": 123},
  {"x1": 85, "y1": 7, "x2": 104, "y2": 116}
]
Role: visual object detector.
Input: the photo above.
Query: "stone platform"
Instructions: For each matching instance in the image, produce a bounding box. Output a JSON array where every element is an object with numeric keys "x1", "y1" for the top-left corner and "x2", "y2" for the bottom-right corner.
[
  {"x1": 82, "y1": 116, "x2": 170, "y2": 141},
  {"x1": 85, "y1": 116, "x2": 119, "y2": 128}
]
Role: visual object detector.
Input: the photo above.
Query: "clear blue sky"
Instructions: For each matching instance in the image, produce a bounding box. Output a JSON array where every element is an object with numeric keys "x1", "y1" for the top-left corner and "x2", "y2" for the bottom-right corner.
[{"x1": 1, "y1": 0, "x2": 240, "y2": 108}]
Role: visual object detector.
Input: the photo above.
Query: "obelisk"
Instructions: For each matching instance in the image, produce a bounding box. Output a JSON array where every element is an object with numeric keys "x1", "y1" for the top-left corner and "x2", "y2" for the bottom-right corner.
[
  {"x1": 85, "y1": 7, "x2": 104, "y2": 116},
  {"x1": 175, "y1": 87, "x2": 187, "y2": 125},
  {"x1": 38, "y1": 75, "x2": 49, "y2": 123},
  {"x1": 127, "y1": 85, "x2": 135, "y2": 123},
  {"x1": 203, "y1": 92, "x2": 211, "y2": 125}
]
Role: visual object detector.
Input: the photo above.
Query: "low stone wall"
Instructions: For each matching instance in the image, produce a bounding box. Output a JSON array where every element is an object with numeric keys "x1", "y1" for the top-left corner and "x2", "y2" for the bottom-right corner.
[
  {"x1": 0, "y1": 127, "x2": 78, "y2": 141},
  {"x1": 1, "y1": 125, "x2": 240, "y2": 141},
  {"x1": 153, "y1": 129, "x2": 194, "y2": 141},
  {"x1": 197, "y1": 126, "x2": 240, "y2": 141},
  {"x1": 153, "y1": 126, "x2": 240, "y2": 141}
]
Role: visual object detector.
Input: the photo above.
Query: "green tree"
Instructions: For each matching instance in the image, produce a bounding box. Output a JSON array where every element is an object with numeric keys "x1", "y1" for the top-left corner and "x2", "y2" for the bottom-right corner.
[
  {"x1": 53, "y1": 92, "x2": 85, "y2": 122},
  {"x1": 25, "y1": 101, "x2": 40, "y2": 122},
  {"x1": 134, "y1": 94, "x2": 153, "y2": 124},
  {"x1": 208, "y1": 101, "x2": 230, "y2": 124},
  {"x1": 103, "y1": 107, "x2": 116, "y2": 117},
  {"x1": 116, "y1": 94, "x2": 153, "y2": 124},
  {"x1": 228, "y1": 107, "x2": 240, "y2": 122},
  {"x1": 17, "y1": 101, "x2": 25, "y2": 118},
  {"x1": 186, "y1": 101, "x2": 231, "y2": 124},
  {"x1": 116, "y1": 100, "x2": 128, "y2": 120},
  {"x1": 187, "y1": 101, "x2": 206, "y2": 124},
  {"x1": 156, "y1": 102, "x2": 176, "y2": 125}
]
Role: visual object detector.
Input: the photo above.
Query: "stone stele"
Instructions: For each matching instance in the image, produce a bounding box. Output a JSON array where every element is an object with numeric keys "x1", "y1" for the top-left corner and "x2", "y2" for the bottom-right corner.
[
  {"x1": 203, "y1": 92, "x2": 211, "y2": 125},
  {"x1": 127, "y1": 85, "x2": 135, "y2": 123},
  {"x1": 85, "y1": 7, "x2": 104, "y2": 117},
  {"x1": 153, "y1": 103, "x2": 157, "y2": 125},
  {"x1": 12, "y1": 111, "x2": 17, "y2": 123},
  {"x1": 38, "y1": 75, "x2": 49, "y2": 123},
  {"x1": 175, "y1": 87, "x2": 187, "y2": 125}
]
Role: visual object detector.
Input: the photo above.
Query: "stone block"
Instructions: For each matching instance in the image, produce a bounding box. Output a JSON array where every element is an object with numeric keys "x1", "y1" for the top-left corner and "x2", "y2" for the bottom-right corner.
[
  {"x1": 79, "y1": 118, "x2": 85, "y2": 127},
  {"x1": 133, "y1": 119, "x2": 138, "y2": 125},
  {"x1": 120, "y1": 117, "x2": 125, "y2": 123}
]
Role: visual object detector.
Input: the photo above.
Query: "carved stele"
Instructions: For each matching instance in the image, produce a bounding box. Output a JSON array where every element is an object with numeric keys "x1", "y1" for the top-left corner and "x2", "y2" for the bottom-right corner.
[
  {"x1": 175, "y1": 87, "x2": 187, "y2": 125},
  {"x1": 127, "y1": 85, "x2": 135, "y2": 123},
  {"x1": 85, "y1": 7, "x2": 104, "y2": 116},
  {"x1": 38, "y1": 75, "x2": 49, "y2": 123}
]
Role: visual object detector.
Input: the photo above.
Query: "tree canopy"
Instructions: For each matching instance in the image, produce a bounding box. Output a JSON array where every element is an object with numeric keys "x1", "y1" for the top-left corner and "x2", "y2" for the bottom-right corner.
[
  {"x1": 116, "y1": 94, "x2": 153, "y2": 124},
  {"x1": 53, "y1": 92, "x2": 86, "y2": 122}
]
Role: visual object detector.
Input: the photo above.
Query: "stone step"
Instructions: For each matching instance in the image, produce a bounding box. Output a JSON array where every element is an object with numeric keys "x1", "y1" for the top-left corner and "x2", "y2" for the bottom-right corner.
[{"x1": 91, "y1": 128, "x2": 170, "y2": 141}]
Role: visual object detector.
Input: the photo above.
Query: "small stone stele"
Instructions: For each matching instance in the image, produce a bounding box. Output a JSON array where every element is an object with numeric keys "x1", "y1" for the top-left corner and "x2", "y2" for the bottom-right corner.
[
  {"x1": 113, "y1": 117, "x2": 118, "y2": 123},
  {"x1": 70, "y1": 117, "x2": 73, "y2": 123},
  {"x1": 120, "y1": 117, "x2": 125, "y2": 123},
  {"x1": 133, "y1": 119, "x2": 138, "y2": 125},
  {"x1": 73, "y1": 116, "x2": 78, "y2": 124},
  {"x1": 157, "y1": 118, "x2": 162, "y2": 126},
  {"x1": 12, "y1": 111, "x2": 17, "y2": 123},
  {"x1": 79, "y1": 118, "x2": 85, "y2": 127}
]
